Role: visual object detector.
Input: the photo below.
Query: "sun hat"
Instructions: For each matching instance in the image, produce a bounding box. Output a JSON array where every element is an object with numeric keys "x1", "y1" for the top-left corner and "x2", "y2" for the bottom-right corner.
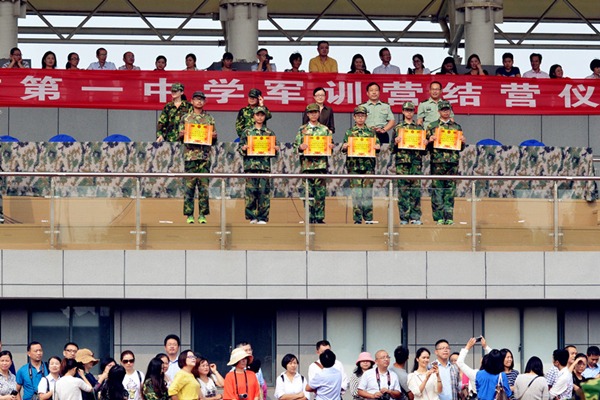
[{"x1": 227, "y1": 348, "x2": 254, "y2": 366}]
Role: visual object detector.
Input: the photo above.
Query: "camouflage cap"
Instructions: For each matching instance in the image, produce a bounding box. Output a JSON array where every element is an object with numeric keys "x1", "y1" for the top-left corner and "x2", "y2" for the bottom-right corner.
[
  {"x1": 438, "y1": 99, "x2": 451, "y2": 110},
  {"x1": 171, "y1": 83, "x2": 184, "y2": 92},
  {"x1": 353, "y1": 105, "x2": 367, "y2": 114},
  {"x1": 192, "y1": 91, "x2": 206, "y2": 99},
  {"x1": 305, "y1": 103, "x2": 320, "y2": 112},
  {"x1": 253, "y1": 106, "x2": 267, "y2": 115},
  {"x1": 402, "y1": 101, "x2": 415, "y2": 110},
  {"x1": 249, "y1": 88, "x2": 262, "y2": 98}
]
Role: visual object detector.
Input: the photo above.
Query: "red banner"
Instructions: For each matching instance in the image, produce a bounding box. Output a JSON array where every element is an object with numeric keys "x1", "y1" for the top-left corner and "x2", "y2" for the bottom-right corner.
[{"x1": 0, "y1": 69, "x2": 599, "y2": 115}]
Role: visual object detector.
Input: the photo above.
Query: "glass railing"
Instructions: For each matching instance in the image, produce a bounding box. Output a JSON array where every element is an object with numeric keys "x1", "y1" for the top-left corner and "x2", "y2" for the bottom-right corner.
[{"x1": 0, "y1": 172, "x2": 598, "y2": 251}]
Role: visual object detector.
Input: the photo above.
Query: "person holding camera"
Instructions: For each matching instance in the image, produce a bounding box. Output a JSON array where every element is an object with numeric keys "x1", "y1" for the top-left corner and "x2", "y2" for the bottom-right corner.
[
  {"x1": 357, "y1": 351, "x2": 401, "y2": 400},
  {"x1": 223, "y1": 349, "x2": 260, "y2": 400},
  {"x1": 251, "y1": 49, "x2": 276, "y2": 72},
  {"x1": 54, "y1": 359, "x2": 93, "y2": 400},
  {"x1": 0, "y1": 351, "x2": 18, "y2": 400},
  {"x1": 408, "y1": 348, "x2": 442, "y2": 400}
]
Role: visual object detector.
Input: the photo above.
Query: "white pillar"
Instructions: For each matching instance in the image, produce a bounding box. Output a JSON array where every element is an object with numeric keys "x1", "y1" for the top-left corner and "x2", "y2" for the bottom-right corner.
[
  {"x1": 455, "y1": 0, "x2": 503, "y2": 65},
  {"x1": 219, "y1": 0, "x2": 267, "y2": 62},
  {"x1": 0, "y1": 0, "x2": 24, "y2": 58}
]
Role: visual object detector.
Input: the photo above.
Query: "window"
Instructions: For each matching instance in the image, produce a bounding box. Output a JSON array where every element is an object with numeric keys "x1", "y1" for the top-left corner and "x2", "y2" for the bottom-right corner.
[{"x1": 30, "y1": 307, "x2": 112, "y2": 373}]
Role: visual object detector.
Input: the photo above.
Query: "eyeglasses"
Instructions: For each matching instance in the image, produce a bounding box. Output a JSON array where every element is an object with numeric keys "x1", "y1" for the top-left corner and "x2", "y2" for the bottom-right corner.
[
  {"x1": 187, "y1": 355, "x2": 197, "y2": 360},
  {"x1": 377, "y1": 356, "x2": 390, "y2": 360},
  {"x1": 122, "y1": 359, "x2": 135, "y2": 364},
  {"x1": 314, "y1": 94, "x2": 326, "y2": 97},
  {"x1": 436, "y1": 347, "x2": 450, "y2": 351},
  {"x1": 65, "y1": 349, "x2": 78, "y2": 354},
  {"x1": 70, "y1": 57, "x2": 79, "y2": 61}
]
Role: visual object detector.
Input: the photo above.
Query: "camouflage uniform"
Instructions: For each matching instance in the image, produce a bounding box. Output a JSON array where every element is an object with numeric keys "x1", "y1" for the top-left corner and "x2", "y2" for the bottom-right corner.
[
  {"x1": 293, "y1": 122, "x2": 333, "y2": 223},
  {"x1": 239, "y1": 124, "x2": 276, "y2": 222},
  {"x1": 235, "y1": 105, "x2": 272, "y2": 137},
  {"x1": 343, "y1": 125, "x2": 380, "y2": 223},
  {"x1": 391, "y1": 120, "x2": 425, "y2": 223},
  {"x1": 178, "y1": 111, "x2": 216, "y2": 217},
  {"x1": 157, "y1": 100, "x2": 192, "y2": 142},
  {"x1": 426, "y1": 118, "x2": 464, "y2": 223}
]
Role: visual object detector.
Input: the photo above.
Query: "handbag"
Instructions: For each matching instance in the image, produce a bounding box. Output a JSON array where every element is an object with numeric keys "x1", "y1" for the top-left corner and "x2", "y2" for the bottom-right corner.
[{"x1": 494, "y1": 374, "x2": 509, "y2": 400}]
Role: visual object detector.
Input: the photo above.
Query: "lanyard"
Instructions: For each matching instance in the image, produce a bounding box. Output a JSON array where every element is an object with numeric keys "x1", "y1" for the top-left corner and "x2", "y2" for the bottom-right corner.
[
  {"x1": 375, "y1": 369, "x2": 391, "y2": 390},
  {"x1": 234, "y1": 370, "x2": 248, "y2": 397}
]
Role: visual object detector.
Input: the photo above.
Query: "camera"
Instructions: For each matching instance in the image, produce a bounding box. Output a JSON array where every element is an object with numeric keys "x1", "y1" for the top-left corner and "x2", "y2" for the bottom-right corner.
[
  {"x1": 10, "y1": 391, "x2": 17, "y2": 396},
  {"x1": 380, "y1": 393, "x2": 391, "y2": 400},
  {"x1": 265, "y1": 55, "x2": 273, "y2": 60},
  {"x1": 239, "y1": 395, "x2": 248, "y2": 400}
]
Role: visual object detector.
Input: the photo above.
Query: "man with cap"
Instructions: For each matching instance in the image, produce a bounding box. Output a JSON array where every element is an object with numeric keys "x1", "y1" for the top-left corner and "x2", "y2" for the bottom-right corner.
[
  {"x1": 239, "y1": 106, "x2": 280, "y2": 224},
  {"x1": 294, "y1": 103, "x2": 335, "y2": 224},
  {"x1": 157, "y1": 83, "x2": 192, "y2": 142},
  {"x1": 75, "y1": 349, "x2": 100, "y2": 400},
  {"x1": 223, "y1": 348, "x2": 260, "y2": 400},
  {"x1": 342, "y1": 105, "x2": 380, "y2": 224},
  {"x1": 391, "y1": 102, "x2": 425, "y2": 225},
  {"x1": 359, "y1": 83, "x2": 395, "y2": 144},
  {"x1": 178, "y1": 91, "x2": 218, "y2": 224},
  {"x1": 417, "y1": 81, "x2": 454, "y2": 129},
  {"x1": 426, "y1": 100, "x2": 465, "y2": 225},
  {"x1": 236, "y1": 89, "x2": 272, "y2": 138}
]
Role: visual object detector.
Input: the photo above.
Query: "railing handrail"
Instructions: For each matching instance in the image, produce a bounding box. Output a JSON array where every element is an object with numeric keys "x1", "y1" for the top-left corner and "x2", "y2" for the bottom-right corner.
[{"x1": 0, "y1": 171, "x2": 598, "y2": 181}]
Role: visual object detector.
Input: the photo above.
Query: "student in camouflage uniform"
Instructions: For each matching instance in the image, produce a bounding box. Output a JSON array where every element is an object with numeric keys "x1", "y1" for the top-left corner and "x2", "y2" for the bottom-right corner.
[
  {"x1": 178, "y1": 91, "x2": 217, "y2": 224},
  {"x1": 239, "y1": 106, "x2": 279, "y2": 224},
  {"x1": 391, "y1": 101, "x2": 424, "y2": 225},
  {"x1": 342, "y1": 106, "x2": 381, "y2": 224},
  {"x1": 426, "y1": 100, "x2": 465, "y2": 225},
  {"x1": 156, "y1": 82, "x2": 192, "y2": 142},
  {"x1": 294, "y1": 103, "x2": 335, "y2": 224},
  {"x1": 235, "y1": 89, "x2": 272, "y2": 138}
]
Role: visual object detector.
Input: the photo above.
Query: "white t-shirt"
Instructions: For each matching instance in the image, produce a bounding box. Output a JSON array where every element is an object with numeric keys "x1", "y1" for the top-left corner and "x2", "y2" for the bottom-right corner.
[
  {"x1": 123, "y1": 371, "x2": 145, "y2": 400},
  {"x1": 38, "y1": 375, "x2": 60, "y2": 394},
  {"x1": 358, "y1": 368, "x2": 400, "y2": 394},
  {"x1": 198, "y1": 376, "x2": 217, "y2": 398},
  {"x1": 54, "y1": 376, "x2": 92, "y2": 400},
  {"x1": 274, "y1": 372, "x2": 309, "y2": 400}
]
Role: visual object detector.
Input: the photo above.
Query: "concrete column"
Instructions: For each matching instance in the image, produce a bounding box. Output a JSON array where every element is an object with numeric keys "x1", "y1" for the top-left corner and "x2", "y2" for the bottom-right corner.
[
  {"x1": 455, "y1": 0, "x2": 503, "y2": 65},
  {"x1": 219, "y1": 0, "x2": 267, "y2": 62},
  {"x1": 0, "y1": 0, "x2": 24, "y2": 58}
]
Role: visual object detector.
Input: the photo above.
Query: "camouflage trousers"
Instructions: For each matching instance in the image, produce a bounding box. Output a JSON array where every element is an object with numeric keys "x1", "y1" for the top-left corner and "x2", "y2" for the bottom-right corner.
[
  {"x1": 245, "y1": 175, "x2": 271, "y2": 222},
  {"x1": 431, "y1": 162, "x2": 458, "y2": 222},
  {"x1": 396, "y1": 162, "x2": 422, "y2": 222},
  {"x1": 349, "y1": 171, "x2": 374, "y2": 222},
  {"x1": 183, "y1": 160, "x2": 210, "y2": 217},
  {"x1": 303, "y1": 169, "x2": 327, "y2": 222}
]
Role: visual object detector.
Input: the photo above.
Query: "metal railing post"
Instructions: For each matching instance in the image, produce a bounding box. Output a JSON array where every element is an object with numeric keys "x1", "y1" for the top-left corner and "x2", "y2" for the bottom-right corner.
[
  {"x1": 471, "y1": 181, "x2": 477, "y2": 252},
  {"x1": 553, "y1": 181, "x2": 559, "y2": 252},
  {"x1": 220, "y1": 179, "x2": 227, "y2": 250},
  {"x1": 135, "y1": 178, "x2": 141, "y2": 250},
  {"x1": 50, "y1": 177, "x2": 55, "y2": 249},
  {"x1": 304, "y1": 178, "x2": 310, "y2": 251},
  {"x1": 387, "y1": 181, "x2": 394, "y2": 251}
]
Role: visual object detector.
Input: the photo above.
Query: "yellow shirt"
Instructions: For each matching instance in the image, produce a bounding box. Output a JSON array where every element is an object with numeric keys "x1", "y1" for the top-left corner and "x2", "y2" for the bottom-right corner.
[
  {"x1": 309, "y1": 56, "x2": 338, "y2": 73},
  {"x1": 168, "y1": 370, "x2": 200, "y2": 400}
]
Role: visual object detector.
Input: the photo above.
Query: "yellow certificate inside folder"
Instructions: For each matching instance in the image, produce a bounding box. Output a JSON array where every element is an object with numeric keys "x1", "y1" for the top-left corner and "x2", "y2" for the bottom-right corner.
[
  {"x1": 398, "y1": 129, "x2": 427, "y2": 150},
  {"x1": 348, "y1": 137, "x2": 375, "y2": 157},
  {"x1": 434, "y1": 128, "x2": 462, "y2": 151},
  {"x1": 184, "y1": 124, "x2": 213, "y2": 145},
  {"x1": 303, "y1": 135, "x2": 332, "y2": 156},
  {"x1": 248, "y1": 135, "x2": 276, "y2": 156}
]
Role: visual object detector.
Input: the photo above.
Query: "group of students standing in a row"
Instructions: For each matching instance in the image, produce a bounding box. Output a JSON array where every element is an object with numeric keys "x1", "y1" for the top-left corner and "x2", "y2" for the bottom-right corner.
[{"x1": 156, "y1": 81, "x2": 465, "y2": 227}]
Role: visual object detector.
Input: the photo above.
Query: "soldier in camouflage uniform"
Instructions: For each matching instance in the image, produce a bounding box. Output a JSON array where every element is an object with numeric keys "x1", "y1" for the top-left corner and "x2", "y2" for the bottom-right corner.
[
  {"x1": 391, "y1": 101, "x2": 425, "y2": 225},
  {"x1": 294, "y1": 103, "x2": 335, "y2": 224},
  {"x1": 178, "y1": 91, "x2": 217, "y2": 224},
  {"x1": 239, "y1": 106, "x2": 279, "y2": 224},
  {"x1": 426, "y1": 100, "x2": 465, "y2": 225},
  {"x1": 156, "y1": 82, "x2": 192, "y2": 142},
  {"x1": 235, "y1": 89, "x2": 272, "y2": 138},
  {"x1": 342, "y1": 106, "x2": 381, "y2": 224}
]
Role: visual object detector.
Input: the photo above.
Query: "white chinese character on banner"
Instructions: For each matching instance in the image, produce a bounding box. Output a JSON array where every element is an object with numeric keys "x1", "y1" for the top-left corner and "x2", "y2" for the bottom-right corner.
[
  {"x1": 203, "y1": 78, "x2": 245, "y2": 104},
  {"x1": 382, "y1": 81, "x2": 423, "y2": 105},
  {"x1": 263, "y1": 80, "x2": 304, "y2": 104},
  {"x1": 144, "y1": 78, "x2": 171, "y2": 103},
  {"x1": 325, "y1": 81, "x2": 363, "y2": 105},
  {"x1": 21, "y1": 76, "x2": 63, "y2": 101},
  {"x1": 500, "y1": 83, "x2": 540, "y2": 107},
  {"x1": 443, "y1": 82, "x2": 483, "y2": 106},
  {"x1": 558, "y1": 84, "x2": 599, "y2": 108}
]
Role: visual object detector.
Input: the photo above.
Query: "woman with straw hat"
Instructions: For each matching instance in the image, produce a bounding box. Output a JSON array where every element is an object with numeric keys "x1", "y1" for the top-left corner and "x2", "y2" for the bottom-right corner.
[{"x1": 223, "y1": 349, "x2": 260, "y2": 400}]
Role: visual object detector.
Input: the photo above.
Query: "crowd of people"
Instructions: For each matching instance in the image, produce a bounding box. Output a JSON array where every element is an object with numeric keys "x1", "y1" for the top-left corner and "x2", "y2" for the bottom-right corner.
[
  {"x1": 156, "y1": 79, "x2": 463, "y2": 226},
  {"x1": 3, "y1": 43, "x2": 600, "y2": 79},
  {"x1": 2, "y1": 336, "x2": 600, "y2": 400}
]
